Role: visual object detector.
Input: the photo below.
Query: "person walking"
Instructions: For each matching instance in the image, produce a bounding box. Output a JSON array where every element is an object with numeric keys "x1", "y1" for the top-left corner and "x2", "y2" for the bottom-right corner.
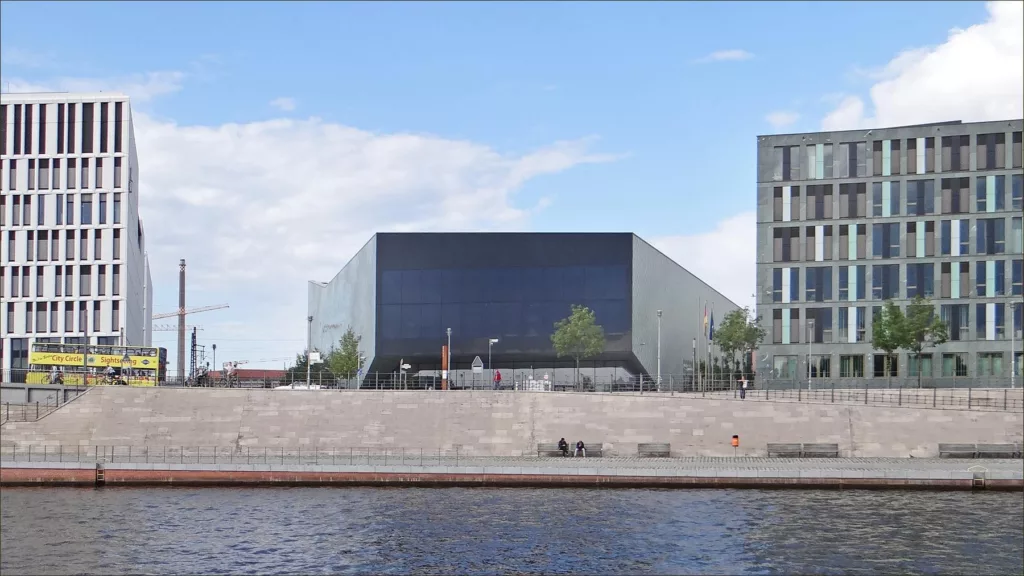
[{"x1": 740, "y1": 378, "x2": 748, "y2": 400}]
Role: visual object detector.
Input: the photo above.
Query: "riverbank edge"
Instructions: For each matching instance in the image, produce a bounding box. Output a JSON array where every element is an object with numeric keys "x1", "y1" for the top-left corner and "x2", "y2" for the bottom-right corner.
[{"x1": 2, "y1": 464, "x2": 1021, "y2": 491}]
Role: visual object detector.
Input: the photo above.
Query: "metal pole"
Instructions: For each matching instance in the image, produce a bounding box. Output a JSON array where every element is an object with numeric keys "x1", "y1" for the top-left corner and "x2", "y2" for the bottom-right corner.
[
  {"x1": 447, "y1": 327, "x2": 452, "y2": 390},
  {"x1": 489, "y1": 341, "x2": 492, "y2": 387},
  {"x1": 807, "y1": 319, "x2": 814, "y2": 391},
  {"x1": 306, "y1": 315, "x2": 313, "y2": 388},
  {"x1": 1012, "y1": 303, "x2": 1018, "y2": 389},
  {"x1": 692, "y1": 338, "x2": 697, "y2": 392},
  {"x1": 657, "y1": 310, "x2": 662, "y2": 391},
  {"x1": 177, "y1": 259, "x2": 186, "y2": 385}
]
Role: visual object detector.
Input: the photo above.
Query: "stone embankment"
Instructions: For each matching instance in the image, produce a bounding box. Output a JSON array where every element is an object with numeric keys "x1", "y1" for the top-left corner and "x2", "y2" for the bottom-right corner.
[{"x1": 1, "y1": 387, "x2": 1021, "y2": 458}]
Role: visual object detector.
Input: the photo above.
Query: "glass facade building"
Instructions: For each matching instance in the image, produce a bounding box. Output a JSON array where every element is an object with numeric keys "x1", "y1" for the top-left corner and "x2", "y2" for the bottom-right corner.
[{"x1": 309, "y1": 233, "x2": 737, "y2": 388}]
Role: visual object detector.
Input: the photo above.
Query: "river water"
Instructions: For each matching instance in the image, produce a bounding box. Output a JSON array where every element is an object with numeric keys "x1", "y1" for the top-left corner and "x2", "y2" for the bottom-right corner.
[{"x1": 1, "y1": 488, "x2": 1021, "y2": 575}]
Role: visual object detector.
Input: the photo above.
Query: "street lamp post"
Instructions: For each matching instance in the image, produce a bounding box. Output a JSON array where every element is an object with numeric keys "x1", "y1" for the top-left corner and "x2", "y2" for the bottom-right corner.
[
  {"x1": 1012, "y1": 302, "x2": 1020, "y2": 389},
  {"x1": 807, "y1": 319, "x2": 815, "y2": 391},
  {"x1": 306, "y1": 315, "x2": 313, "y2": 388},
  {"x1": 656, "y1": 310, "x2": 663, "y2": 392},
  {"x1": 446, "y1": 327, "x2": 452, "y2": 391},
  {"x1": 488, "y1": 338, "x2": 499, "y2": 388},
  {"x1": 212, "y1": 344, "x2": 217, "y2": 380}
]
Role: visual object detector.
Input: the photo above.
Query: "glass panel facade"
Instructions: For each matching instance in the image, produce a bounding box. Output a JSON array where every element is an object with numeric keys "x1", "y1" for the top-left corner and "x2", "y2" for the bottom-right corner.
[{"x1": 378, "y1": 265, "x2": 630, "y2": 343}]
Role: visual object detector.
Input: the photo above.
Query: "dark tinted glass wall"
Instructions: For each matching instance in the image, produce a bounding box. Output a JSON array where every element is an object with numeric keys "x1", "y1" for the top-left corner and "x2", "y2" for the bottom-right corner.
[{"x1": 375, "y1": 233, "x2": 632, "y2": 358}]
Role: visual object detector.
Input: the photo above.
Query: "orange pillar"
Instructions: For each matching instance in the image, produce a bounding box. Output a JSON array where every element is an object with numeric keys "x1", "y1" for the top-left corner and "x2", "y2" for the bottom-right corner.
[{"x1": 441, "y1": 345, "x2": 449, "y2": 390}]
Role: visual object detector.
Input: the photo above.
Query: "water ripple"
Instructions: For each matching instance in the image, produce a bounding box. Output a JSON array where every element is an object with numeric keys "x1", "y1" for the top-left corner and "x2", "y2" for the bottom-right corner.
[{"x1": 1, "y1": 487, "x2": 1021, "y2": 575}]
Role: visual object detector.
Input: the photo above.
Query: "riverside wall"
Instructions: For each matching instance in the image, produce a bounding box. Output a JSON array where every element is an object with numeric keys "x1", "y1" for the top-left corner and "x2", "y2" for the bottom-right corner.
[{"x1": 1, "y1": 387, "x2": 1021, "y2": 458}]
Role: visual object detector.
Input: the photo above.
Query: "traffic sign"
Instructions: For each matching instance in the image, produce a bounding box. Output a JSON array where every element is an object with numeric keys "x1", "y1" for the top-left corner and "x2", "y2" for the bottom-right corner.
[{"x1": 471, "y1": 356, "x2": 484, "y2": 374}]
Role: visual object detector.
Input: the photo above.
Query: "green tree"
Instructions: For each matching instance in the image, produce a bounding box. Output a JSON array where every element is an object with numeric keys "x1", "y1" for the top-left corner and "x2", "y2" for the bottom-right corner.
[
  {"x1": 871, "y1": 300, "x2": 905, "y2": 387},
  {"x1": 286, "y1": 350, "x2": 332, "y2": 384},
  {"x1": 551, "y1": 304, "x2": 605, "y2": 389},
  {"x1": 714, "y1": 308, "x2": 766, "y2": 381},
  {"x1": 326, "y1": 327, "x2": 363, "y2": 377},
  {"x1": 903, "y1": 296, "x2": 948, "y2": 388}
]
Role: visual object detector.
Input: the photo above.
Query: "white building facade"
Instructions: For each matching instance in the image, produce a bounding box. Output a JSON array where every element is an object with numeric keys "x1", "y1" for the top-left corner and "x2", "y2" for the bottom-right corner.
[{"x1": 0, "y1": 92, "x2": 153, "y2": 374}]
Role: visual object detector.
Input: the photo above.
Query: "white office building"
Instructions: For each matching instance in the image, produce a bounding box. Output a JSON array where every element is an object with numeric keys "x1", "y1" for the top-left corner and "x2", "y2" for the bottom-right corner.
[{"x1": 0, "y1": 92, "x2": 153, "y2": 374}]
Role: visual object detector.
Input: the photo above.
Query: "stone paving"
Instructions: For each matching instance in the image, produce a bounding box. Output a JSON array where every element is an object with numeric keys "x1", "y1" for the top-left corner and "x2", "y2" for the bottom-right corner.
[{"x1": 2, "y1": 447, "x2": 1021, "y2": 477}]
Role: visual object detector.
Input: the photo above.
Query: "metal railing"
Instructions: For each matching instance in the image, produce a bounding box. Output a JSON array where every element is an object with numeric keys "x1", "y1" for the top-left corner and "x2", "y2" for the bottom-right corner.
[
  {"x1": 694, "y1": 385, "x2": 1024, "y2": 413},
  {"x1": 1, "y1": 396, "x2": 69, "y2": 424},
  {"x1": 0, "y1": 445, "x2": 537, "y2": 466},
  {"x1": 4, "y1": 367, "x2": 1023, "y2": 391}
]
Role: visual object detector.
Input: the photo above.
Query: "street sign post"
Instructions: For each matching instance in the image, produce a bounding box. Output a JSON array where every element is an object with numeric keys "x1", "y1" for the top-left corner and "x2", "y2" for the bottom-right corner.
[{"x1": 471, "y1": 356, "x2": 484, "y2": 374}]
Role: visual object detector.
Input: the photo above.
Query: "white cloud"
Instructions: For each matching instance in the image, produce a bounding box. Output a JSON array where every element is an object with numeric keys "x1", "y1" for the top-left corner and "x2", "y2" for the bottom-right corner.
[
  {"x1": 693, "y1": 49, "x2": 754, "y2": 64},
  {"x1": 765, "y1": 111, "x2": 800, "y2": 129},
  {"x1": 2, "y1": 71, "x2": 186, "y2": 102},
  {"x1": 822, "y1": 1, "x2": 1023, "y2": 130},
  {"x1": 0, "y1": 47, "x2": 55, "y2": 69},
  {"x1": 269, "y1": 97, "x2": 296, "y2": 111},
  {"x1": 651, "y1": 212, "x2": 757, "y2": 312}
]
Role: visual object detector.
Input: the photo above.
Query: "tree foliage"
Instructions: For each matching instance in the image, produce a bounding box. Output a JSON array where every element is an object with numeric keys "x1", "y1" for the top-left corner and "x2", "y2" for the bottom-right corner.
[
  {"x1": 551, "y1": 305, "x2": 605, "y2": 384},
  {"x1": 713, "y1": 308, "x2": 767, "y2": 378},
  {"x1": 326, "y1": 327, "x2": 363, "y2": 376},
  {"x1": 872, "y1": 297, "x2": 949, "y2": 386},
  {"x1": 285, "y1": 351, "x2": 332, "y2": 382}
]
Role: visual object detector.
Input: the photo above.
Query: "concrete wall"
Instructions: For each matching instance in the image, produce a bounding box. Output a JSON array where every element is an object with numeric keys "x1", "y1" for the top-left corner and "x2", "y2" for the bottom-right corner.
[
  {"x1": 1, "y1": 383, "x2": 87, "y2": 404},
  {"x1": 308, "y1": 236, "x2": 378, "y2": 370},
  {"x1": 631, "y1": 236, "x2": 740, "y2": 377},
  {"x1": 2, "y1": 387, "x2": 1020, "y2": 458}
]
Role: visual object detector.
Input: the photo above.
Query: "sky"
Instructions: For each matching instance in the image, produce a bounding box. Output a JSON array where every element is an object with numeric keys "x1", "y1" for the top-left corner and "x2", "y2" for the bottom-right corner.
[{"x1": 1, "y1": 1, "x2": 1022, "y2": 372}]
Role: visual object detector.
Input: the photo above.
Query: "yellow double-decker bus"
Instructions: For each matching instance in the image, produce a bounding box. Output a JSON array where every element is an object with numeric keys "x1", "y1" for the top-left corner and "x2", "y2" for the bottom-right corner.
[{"x1": 27, "y1": 342, "x2": 168, "y2": 386}]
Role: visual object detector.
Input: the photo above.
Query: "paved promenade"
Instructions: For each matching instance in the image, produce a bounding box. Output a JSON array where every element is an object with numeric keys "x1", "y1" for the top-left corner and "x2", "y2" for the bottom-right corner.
[{"x1": 3, "y1": 453, "x2": 1021, "y2": 490}]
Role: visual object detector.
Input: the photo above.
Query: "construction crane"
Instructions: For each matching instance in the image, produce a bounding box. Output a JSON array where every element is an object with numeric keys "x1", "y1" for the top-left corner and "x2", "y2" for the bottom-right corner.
[
  {"x1": 153, "y1": 324, "x2": 203, "y2": 331},
  {"x1": 152, "y1": 304, "x2": 229, "y2": 321}
]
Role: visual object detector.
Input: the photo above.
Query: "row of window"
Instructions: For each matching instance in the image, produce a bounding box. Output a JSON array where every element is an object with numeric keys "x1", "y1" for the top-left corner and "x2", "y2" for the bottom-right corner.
[
  {"x1": 5, "y1": 228, "x2": 123, "y2": 264},
  {"x1": 0, "y1": 101, "x2": 126, "y2": 157},
  {"x1": 771, "y1": 132, "x2": 1024, "y2": 182},
  {"x1": 771, "y1": 175, "x2": 1023, "y2": 222},
  {"x1": 773, "y1": 351, "x2": 1024, "y2": 379},
  {"x1": 378, "y1": 300, "x2": 630, "y2": 340},
  {"x1": 769, "y1": 302, "x2": 1024, "y2": 345},
  {"x1": 3, "y1": 300, "x2": 121, "y2": 336},
  {"x1": 771, "y1": 216, "x2": 1023, "y2": 262},
  {"x1": 1, "y1": 264, "x2": 123, "y2": 299},
  {"x1": 379, "y1": 266, "x2": 631, "y2": 305},
  {"x1": 1, "y1": 192, "x2": 123, "y2": 227},
  {"x1": 1, "y1": 157, "x2": 127, "y2": 192},
  {"x1": 772, "y1": 260, "x2": 1024, "y2": 303}
]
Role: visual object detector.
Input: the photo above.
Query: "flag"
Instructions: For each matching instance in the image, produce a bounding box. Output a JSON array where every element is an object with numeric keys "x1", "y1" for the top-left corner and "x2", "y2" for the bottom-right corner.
[
  {"x1": 709, "y1": 309, "x2": 715, "y2": 341},
  {"x1": 703, "y1": 304, "x2": 708, "y2": 335}
]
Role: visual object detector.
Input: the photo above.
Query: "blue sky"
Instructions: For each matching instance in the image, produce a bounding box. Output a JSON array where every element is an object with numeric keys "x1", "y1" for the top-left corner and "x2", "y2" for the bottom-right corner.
[{"x1": 1, "y1": 1, "x2": 1020, "y2": 370}]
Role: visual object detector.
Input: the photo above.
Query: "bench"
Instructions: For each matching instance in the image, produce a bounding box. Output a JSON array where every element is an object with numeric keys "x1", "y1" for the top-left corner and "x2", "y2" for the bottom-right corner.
[
  {"x1": 766, "y1": 443, "x2": 803, "y2": 458},
  {"x1": 537, "y1": 442, "x2": 603, "y2": 457},
  {"x1": 974, "y1": 443, "x2": 1021, "y2": 459},
  {"x1": 938, "y1": 443, "x2": 978, "y2": 458},
  {"x1": 637, "y1": 443, "x2": 671, "y2": 457},
  {"x1": 801, "y1": 443, "x2": 840, "y2": 458}
]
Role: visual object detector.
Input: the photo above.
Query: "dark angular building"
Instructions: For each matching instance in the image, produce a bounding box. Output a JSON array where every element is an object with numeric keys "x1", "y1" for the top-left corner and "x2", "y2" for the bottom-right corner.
[{"x1": 309, "y1": 233, "x2": 738, "y2": 388}]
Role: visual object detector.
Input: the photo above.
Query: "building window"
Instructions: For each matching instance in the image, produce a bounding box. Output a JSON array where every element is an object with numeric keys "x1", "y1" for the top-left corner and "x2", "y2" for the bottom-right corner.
[
  {"x1": 773, "y1": 355, "x2": 797, "y2": 379},
  {"x1": 975, "y1": 260, "x2": 1006, "y2": 297},
  {"x1": 94, "y1": 230, "x2": 102, "y2": 260},
  {"x1": 804, "y1": 267, "x2": 832, "y2": 302},
  {"x1": 906, "y1": 263, "x2": 935, "y2": 298},
  {"x1": 98, "y1": 265, "x2": 106, "y2": 296},
  {"x1": 56, "y1": 193, "x2": 63, "y2": 225},
  {"x1": 809, "y1": 355, "x2": 831, "y2": 378},
  {"x1": 11, "y1": 196, "x2": 20, "y2": 226},
  {"x1": 976, "y1": 176, "x2": 1006, "y2": 212},
  {"x1": 25, "y1": 302, "x2": 33, "y2": 333},
  {"x1": 806, "y1": 308, "x2": 832, "y2": 343},
  {"x1": 871, "y1": 264, "x2": 900, "y2": 300},
  {"x1": 977, "y1": 133, "x2": 1006, "y2": 170},
  {"x1": 27, "y1": 159, "x2": 35, "y2": 190},
  {"x1": 65, "y1": 265, "x2": 73, "y2": 297},
  {"x1": 10, "y1": 267, "x2": 18, "y2": 297},
  {"x1": 976, "y1": 218, "x2": 1006, "y2": 255},
  {"x1": 99, "y1": 193, "x2": 107, "y2": 224},
  {"x1": 66, "y1": 194, "x2": 75, "y2": 225},
  {"x1": 871, "y1": 181, "x2": 901, "y2": 217},
  {"x1": 839, "y1": 355, "x2": 864, "y2": 378},
  {"x1": 112, "y1": 301, "x2": 120, "y2": 332},
  {"x1": 113, "y1": 229, "x2": 121, "y2": 260},
  {"x1": 81, "y1": 158, "x2": 91, "y2": 190},
  {"x1": 67, "y1": 158, "x2": 77, "y2": 189},
  {"x1": 114, "y1": 157, "x2": 122, "y2": 189},
  {"x1": 1013, "y1": 259, "x2": 1023, "y2": 296},
  {"x1": 38, "y1": 158, "x2": 50, "y2": 190},
  {"x1": 1012, "y1": 217, "x2": 1023, "y2": 254},
  {"x1": 940, "y1": 177, "x2": 969, "y2": 214},
  {"x1": 806, "y1": 185, "x2": 833, "y2": 220},
  {"x1": 872, "y1": 223, "x2": 900, "y2": 259},
  {"x1": 942, "y1": 353, "x2": 969, "y2": 377},
  {"x1": 93, "y1": 301, "x2": 101, "y2": 333},
  {"x1": 772, "y1": 186, "x2": 800, "y2": 222},
  {"x1": 82, "y1": 103, "x2": 94, "y2": 153},
  {"x1": 52, "y1": 158, "x2": 61, "y2": 189},
  {"x1": 113, "y1": 193, "x2": 121, "y2": 224},
  {"x1": 100, "y1": 102, "x2": 109, "y2": 154},
  {"x1": 80, "y1": 230, "x2": 89, "y2": 261},
  {"x1": 940, "y1": 304, "x2": 969, "y2": 341},
  {"x1": 36, "y1": 302, "x2": 47, "y2": 333},
  {"x1": 81, "y1": 193, "x2": 93, "y2": 225},
  {"x1": 78, "y1": 302, "x2": 88, "y2": 334},
  {"x1": 7, "y1": 159, "x2": 16, "y2": 190},
  {"x1": 838, "y1": 183, "x2": 867, "y2": 218},
  {"x1": 977, "y1": 352, "x2": 1003, "y2": 377},
  {"x1": 80, "y1": 265, "x2": 91, "y2": 297},
  {"x1": 66, "y1": 230, "x2": 75, "y2": 260},
  {"x1": 940, "y1": 135, "x2": 970, "y2": 171},
  {"x1": 772, "y1": 146, "x2": 800, "y2": 181},
  {"x1": 6, "y1": 304, "x2": 15, "y2": 334},
  {"x1": 23, "y1": 196, "x2": 31, "y2": 226},
  {"x1": 872, "y1": 354, "x2": 898, "y2": 378},
  {"x1": 96, "y1": 158, "x2": 103, "y2": 188},
  {"x1": 65, "y1": 302, "x2": 75, "y2": 333},
  {"x1": 55, "y1": 267, "x2": 62, "y2": 297},
  {"x1": 50, "y1": 302, "x2": 59, "y2": 332},
  {"x1": 51, "y1": 230, "x2": 60, "y2": 260},
  {"x1": 908, "y1": 354, "x2": 933, "y2": 378},
  {"x1": 837, "y1": 142, "x2": 867, "y2": 178},
  {"x1": 26, "y1": 231, "x2": 34, "y2": 261},
  {"x1": 36, "y1": 231, "x2": 48, "y2": 262},
  {"x1": 905, "y1": 180, "x2": 935, "y2": 216},
  {"x1": 112, "y1": 264, "x2": 120, "y2": 296}
]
